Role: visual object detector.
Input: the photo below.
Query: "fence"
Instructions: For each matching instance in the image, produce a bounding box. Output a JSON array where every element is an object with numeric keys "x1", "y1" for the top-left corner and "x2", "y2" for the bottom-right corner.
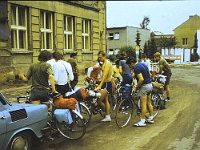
[{"x1": 150, "y1": 62, "x2": 159, "y2": 72}]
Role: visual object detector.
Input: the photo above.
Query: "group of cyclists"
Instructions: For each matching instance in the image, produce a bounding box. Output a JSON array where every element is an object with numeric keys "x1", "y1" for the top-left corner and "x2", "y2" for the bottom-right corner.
[{"x1": 18, "y1": 50, "x2": 172, "y2": 127}]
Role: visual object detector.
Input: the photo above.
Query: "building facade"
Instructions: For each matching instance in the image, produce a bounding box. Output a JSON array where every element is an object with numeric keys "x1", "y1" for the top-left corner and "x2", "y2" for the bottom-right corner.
[
  {"x1": 0, "y1": 1, "x2": 106, "y2": 83},
  {"x1": 106, "y1": 26, "x2": 150, "y2": 55},
  {"x1": 174, "y1": 15, "x2": 200, "y2": 49},
  {"x1": 174, "y1": 14, "x2": 200, "y2": 62}
]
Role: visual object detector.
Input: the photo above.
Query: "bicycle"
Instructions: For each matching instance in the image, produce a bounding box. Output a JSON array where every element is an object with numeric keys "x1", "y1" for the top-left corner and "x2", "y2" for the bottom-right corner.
[
  {"x1": 83, "y1": 78, "x2": 106, "y2": 119},
  {"x1": 115, "y1": 84, "x2": 159, "y2": 128},
  {"x1": 151, "y1": 74, "x2": 167, "y2": 110},
  {"x1": 17, "y1": 90, "x2": 87, "y2": 140},
  {"x1": 64, "y1": 88, "x2": 92, "y2": 128}
]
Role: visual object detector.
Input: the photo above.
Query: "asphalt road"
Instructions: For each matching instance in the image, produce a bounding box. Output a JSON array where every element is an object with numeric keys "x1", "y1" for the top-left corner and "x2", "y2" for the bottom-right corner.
[{"x1": 1, "y1": 66, "x2": 200, "y2": 150}]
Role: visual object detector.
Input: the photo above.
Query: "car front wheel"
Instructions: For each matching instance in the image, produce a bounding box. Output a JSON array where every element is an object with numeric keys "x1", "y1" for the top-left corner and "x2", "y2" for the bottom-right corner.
[{"x1": 7, "y1": 131, "x2": 32, "y2": 150}]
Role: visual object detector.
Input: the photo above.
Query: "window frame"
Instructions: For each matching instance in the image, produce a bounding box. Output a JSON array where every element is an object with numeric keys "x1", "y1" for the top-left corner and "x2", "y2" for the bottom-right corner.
[
  {"x1": 64, "y1": 16, "x2": 74, "y2": 51},
  {"x1": 40, "y1": 11, "x2": 53, "y2": 51},
  {"x1": 108, "y1": 33, "x2": 114, "y2": 40},
  {"x1": 182, "y1": 38, "x2": 188, "y2": 46},
  {"x1": 114, "y1": 32, "x2": 120, "y2": 40},
  {"x1": 82, "y1": 19, "x2": 91, "y2": 50},
  {"x1": 10, "y1": 5, "x2": 28, "y2": 50}
]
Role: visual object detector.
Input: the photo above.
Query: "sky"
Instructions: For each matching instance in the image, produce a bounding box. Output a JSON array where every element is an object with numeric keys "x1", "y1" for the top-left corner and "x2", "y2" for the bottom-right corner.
[{"x1": 106, "y1": 0, "x2": 200, "y2": 34}]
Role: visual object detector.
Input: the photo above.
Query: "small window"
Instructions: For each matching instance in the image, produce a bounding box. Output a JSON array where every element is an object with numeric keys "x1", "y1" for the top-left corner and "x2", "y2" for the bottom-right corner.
[
  {"x1": 108, "y1": 33, "x2": 113, "y2": 40},
  {"x1": 114, "y1": 32, "x2": 119, "y2": 40},
  {"x1": 114, "y1": 49, "x2": 119, "y2": 54},
  {"x1": 182, "y1": 38, "x2": 188, "y2": 46},
  {"x1": 108, "y1": 49, "x2": 114, "y2": 55}
]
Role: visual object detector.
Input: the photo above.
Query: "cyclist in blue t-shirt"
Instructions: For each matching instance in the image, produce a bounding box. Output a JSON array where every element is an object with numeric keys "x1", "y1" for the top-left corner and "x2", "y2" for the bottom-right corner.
[{"x1": 126, "y1": 57, "x2": 154, "y2": 127}]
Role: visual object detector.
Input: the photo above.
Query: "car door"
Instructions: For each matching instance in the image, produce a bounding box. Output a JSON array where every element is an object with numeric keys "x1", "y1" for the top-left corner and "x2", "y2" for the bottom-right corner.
[{"x1": 0, "y1": 111, "x2": 6, "y2": 149}]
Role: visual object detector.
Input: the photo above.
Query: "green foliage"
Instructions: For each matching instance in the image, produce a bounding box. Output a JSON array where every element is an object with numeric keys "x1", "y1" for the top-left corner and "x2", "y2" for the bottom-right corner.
[
  {"x1": 149, "y1": 37, "x2": 157, "y2": 59},
  {"x1": 108, "y1": 54, "x2": 116, "y2": 62},
  {"x1": 119, "y1": 46, "x2": 136, "y2": 58},
  {"x1": 135, "y1": 30, "x2": 141, "y2": 46},
  {"x1": 159, "y1": 36, "x2": 177, "y2": 49},
  {"x1": 143, "y1": 37, "x2": 157, "y2": 60},
  {"x1": 140, "y1": 16, "x2": 150, "y2": 29},
  {"x1": 190, "y1": 49, "x2": 200, "y2": 62}
]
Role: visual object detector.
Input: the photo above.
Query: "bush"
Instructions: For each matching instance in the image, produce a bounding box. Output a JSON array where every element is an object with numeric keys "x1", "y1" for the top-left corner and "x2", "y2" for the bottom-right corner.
[{"x1": 119, "y1": 46, "x2": 136, "y2": 58}]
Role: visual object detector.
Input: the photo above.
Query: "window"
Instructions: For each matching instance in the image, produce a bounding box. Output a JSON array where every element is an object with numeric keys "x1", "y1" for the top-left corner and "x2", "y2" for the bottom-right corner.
[
  {"x1": 108, "y1": 33, "x2": 113, "y2": 40},
  {"x1": 40, "y1": 11, "x2": 53, "y2": 50},
  {"x1": 114, "y1": 32, "x2": 119, "y2": 40},
  {"x1": 114, "y1": 48, "x2": 119, "y2": 54},
  {"x1": 182, "y1": 38, "x2": 188, "y2": 46},
  {"x1": 11, "y1": 5, "x2": 28, "y2": 50},
  {"x1": 108, "y1": 49, "x2": 114, "y2": 55},
  {"x1": 82, "y1": 19, "x2": 91, "y2": 50},
  {"x1": 64, "y1": 16, "x2": 74, "y2": 50}
]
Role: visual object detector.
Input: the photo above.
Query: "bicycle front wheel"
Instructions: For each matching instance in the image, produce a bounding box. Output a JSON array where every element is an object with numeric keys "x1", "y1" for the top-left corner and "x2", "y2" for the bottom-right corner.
[
  {"x1": 79, "y1": 102, "x2": 92, "y2": 128},
  {"x1": 56, "y1": 110, "x2": 86, "y2": 140},
  {"x1": 115, "y1": 98, "x2": 133, "y2": 128}
]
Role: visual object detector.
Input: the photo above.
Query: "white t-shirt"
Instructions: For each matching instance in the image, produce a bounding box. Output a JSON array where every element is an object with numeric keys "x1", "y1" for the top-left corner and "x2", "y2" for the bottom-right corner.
[
  {"x1": 47, "y1": 59, "x2": 57, "y2": 75},
  {"x1": 54, "y1": 60, "x2": 74, "y2": 85},
  {"x1": 141, "y1": 59, "x2": 151, "y2": 71}
]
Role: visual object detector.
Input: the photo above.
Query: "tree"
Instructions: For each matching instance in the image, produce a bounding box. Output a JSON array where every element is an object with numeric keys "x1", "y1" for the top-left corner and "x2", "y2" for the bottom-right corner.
[
  {"x1": 135, "y1": 30, "x2": 141, "y2": 47},
  {"x1": 140, "y1": 16, "x2": 150, "y2": 29},
  {"x1": 143, "y1": 42, "x2": 148, "y2": 56},
  {"x1": 159, "y1": 36, "x2": 177, "y2": 55},
  {"x1": 119, "y1": 46, "x2": 136, "y2": 58},
  {"x1": 149, "y1": 37, "x2": 157, "y2": 59}
]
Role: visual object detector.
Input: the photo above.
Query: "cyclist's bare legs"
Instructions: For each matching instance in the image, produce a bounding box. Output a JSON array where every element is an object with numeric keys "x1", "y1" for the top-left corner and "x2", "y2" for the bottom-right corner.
[
  {"x1": 97, "y1": 89, "x2": 111, "y2": 122},
  {"x1": 140, "y1": 95, "x2": 147, "y2": 119},
  {"x1": 147, "y1": 94, "x2": 153, "y2": 117},
  {"x1": 165, "y1": 84, "x2": 170, "y2": 98},
  {"x1": 97, "y1": 89, "x2": 110, "y2": 115}
]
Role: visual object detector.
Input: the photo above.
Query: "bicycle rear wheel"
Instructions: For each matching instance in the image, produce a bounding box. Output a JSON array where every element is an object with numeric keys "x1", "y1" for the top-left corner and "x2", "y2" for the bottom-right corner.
[
  {"x1": 151, "y1": 93, "x2": 160, "y2": 118},
  {"x1": 115, "y1": 98, "x2": 133, "y2": 128},
  {"x1": 56, "y1": 110, "x2": 86, "y2": 140}
]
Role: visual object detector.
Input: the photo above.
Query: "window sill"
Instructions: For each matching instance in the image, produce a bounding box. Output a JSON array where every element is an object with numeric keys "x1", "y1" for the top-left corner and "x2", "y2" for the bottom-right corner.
[
  {"x1": 11, "y1": 49, "x2": 33, "y2": 54},
  {"x1": 81, "y1": 51, "x2": 93, "y2": 54}
]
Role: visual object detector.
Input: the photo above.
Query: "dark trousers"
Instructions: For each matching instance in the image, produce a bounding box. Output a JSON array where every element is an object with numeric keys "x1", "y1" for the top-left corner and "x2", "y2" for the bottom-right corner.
[
  {"x1": 70, "y1": 73, "x2": 78, "y2": 90},
  {"x1": 30, "y1": 88, "x2": 50, "y2": 102},
  {"x1": 56, "y1": 83, "x2": 70, "y2": 96}
]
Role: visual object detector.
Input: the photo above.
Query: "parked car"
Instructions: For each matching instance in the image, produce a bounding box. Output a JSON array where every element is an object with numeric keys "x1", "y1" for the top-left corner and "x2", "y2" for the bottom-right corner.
[{"x1": 0, "y1": 92, "x2": 48, "y2": 150}]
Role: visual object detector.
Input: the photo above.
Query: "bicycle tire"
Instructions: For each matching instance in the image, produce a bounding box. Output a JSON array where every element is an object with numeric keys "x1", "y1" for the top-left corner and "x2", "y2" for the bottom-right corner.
[
  {"x1": 151, "y1": 93, "x2": 160, "y2": 118},
  {"x1": 56, "y1": 110, "x2": 86, "y2": 140},
  {"x1": 84, "y1": 97, "x2": 105, "y2": 118},
  {"x1": 79, "y1": 102, "x2": 92, "y2": 128},
  {"x1": 115, "y1": 98, "x2": 133, "y2": 128}
]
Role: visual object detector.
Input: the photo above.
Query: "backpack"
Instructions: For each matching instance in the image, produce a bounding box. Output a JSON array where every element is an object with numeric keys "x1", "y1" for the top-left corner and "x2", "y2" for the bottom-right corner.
[{"x1": 54, "y1": 97, "x2": 77, "y2": 110}]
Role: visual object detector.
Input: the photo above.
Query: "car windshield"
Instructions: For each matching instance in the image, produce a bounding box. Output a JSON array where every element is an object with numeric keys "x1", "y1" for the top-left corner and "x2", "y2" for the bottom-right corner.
[{"x1": 0, "y1": 93, "x2": 11, "y2": 106}]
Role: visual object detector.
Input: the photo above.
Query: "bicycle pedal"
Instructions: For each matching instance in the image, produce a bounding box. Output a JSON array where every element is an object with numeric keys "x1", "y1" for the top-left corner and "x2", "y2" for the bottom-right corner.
[
  {"x1": 93, "y1": 111, "x2": 98, "y2": 115},
  {"x1": 47, "y1": 136, "x2": 54, "y2": 141}
]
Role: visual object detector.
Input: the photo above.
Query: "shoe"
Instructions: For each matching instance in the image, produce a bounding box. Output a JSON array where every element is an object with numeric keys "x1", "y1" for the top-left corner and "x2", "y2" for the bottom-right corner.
[
  {"x1": 146, "y1": 118, "x2": 154, "y2": 124},
  {"x1": 101, "y1": 117, "x2": 111, "y2": 122},
  {"x1": 165, "y1": 99, "x2": 170, "y2": 102},
  {"x1": 134, "y1": 121, "x2": 146, "y2": 127}
]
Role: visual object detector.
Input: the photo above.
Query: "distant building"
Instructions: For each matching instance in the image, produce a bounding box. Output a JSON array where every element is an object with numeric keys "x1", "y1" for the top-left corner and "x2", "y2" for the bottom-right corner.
[
  {"x1": 0, "y1": 1, "x2": 106, "y2": 83},
  {"x1": 174, "y1": 14, "x2": 200, "y2": 62},
  {"x1": 106, "y1": 26, "x2": 150, "y2": 55},
  {"x1": 174, "y1": 15, "x2": 200, "y2": 49}
]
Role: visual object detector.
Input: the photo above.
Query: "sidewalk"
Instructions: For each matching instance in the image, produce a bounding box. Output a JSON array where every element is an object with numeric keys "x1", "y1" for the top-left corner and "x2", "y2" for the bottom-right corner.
[{"x1": 0, "y1": 74, "x2": 87, "y2": 103}]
